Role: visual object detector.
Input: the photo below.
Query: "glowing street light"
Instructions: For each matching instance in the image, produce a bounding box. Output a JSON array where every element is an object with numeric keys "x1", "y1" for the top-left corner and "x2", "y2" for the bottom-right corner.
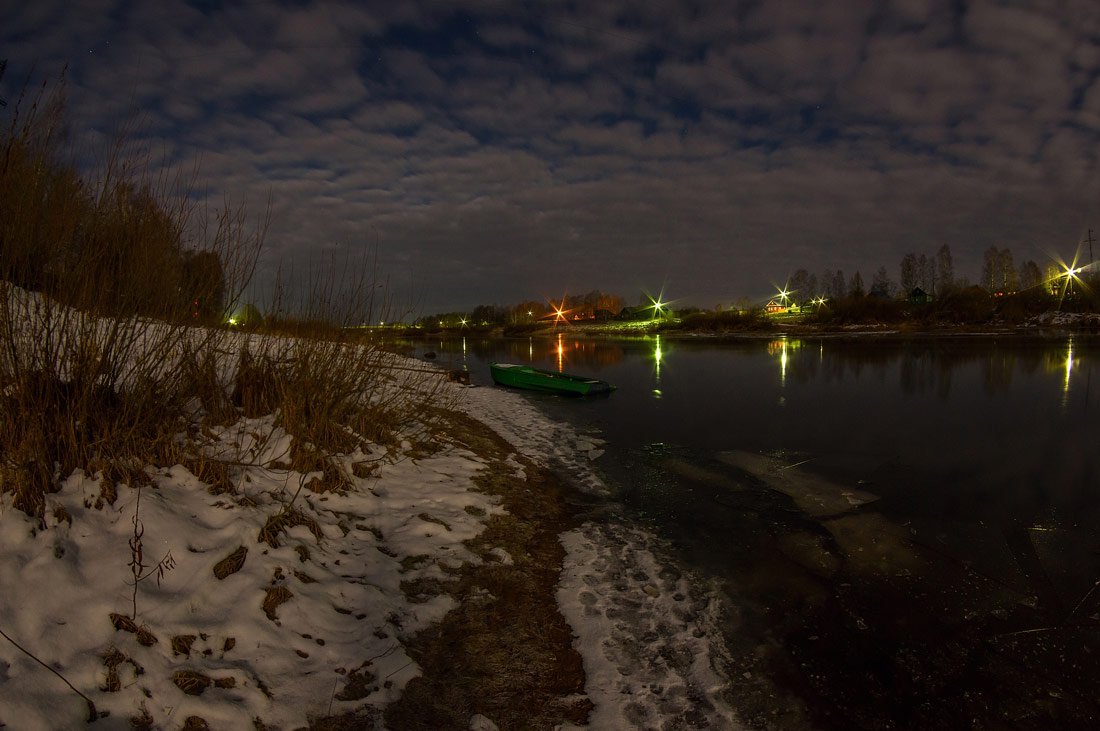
[{"x1": 646, "y1": 293, "x2": 668, "y2": 319}]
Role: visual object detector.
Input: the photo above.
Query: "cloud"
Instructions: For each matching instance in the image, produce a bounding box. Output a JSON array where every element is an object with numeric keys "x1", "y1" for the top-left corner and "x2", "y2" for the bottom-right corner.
[{"x1": 3, "y1": 0, "x2": 1099, "y2": 312}]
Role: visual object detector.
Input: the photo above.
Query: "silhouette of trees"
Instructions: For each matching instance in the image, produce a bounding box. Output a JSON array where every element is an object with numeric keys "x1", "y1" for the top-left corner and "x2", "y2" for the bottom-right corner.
[
  {"x1": 936, "y1": 244, "x2": 954, "y2": 292},
  {"x1": 1018, "y1": 260, "x2": 1042, "y2": 290},
  {"x1": 982, "y1": 247, "x2": 1017, "y2": 294}
]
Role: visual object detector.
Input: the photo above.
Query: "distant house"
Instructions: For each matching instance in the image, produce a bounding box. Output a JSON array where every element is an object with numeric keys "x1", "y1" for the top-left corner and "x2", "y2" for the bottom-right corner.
[
  {"x1": 908, "y1": 287, "x2": 933, "y2": 305},
  {"x1": 764, "y1": 300, "x2": 785, "y2": 314},
  {"x1": 617, "y1": 306, "x2": 652, "y2": 321}
]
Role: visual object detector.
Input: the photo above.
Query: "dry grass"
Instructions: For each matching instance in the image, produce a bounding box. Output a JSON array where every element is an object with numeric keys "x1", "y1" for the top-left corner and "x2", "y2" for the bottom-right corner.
[
  {"x1": 0, "y1": 74, "x2": 262, "y2": 520},
  {"x1": 0, "y1": 73, "x2": 444, "y2": 524}
]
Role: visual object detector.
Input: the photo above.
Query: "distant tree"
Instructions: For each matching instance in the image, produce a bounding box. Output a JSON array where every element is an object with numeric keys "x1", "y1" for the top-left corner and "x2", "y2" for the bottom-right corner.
[
  {"x1": 999, "y1": 248, "x2": 1018, "y2": 292},
  {"x1": 789, "y1": 269, "x2": 812, "y2": 304},
  {"x1": 918, "y1": 253, "x2": 933, "y2": 292},
  {"x1": 900, "y1": 253, "x2": 918, "y2": 292},
  {"x1": 1043, "y1": 263, "x2": 1062, "y2": 294},
  {"x1": 871, "y1": 266, "x2": 895, "y2": 297},
  {"x1": 832, "y1": 270, "x2": 846, "y2": 299},
  {"x1": 981, "y1": 247, "x2": 1018, "y2": 294},
  {"x1": 471, "y1": 304, "x2": 508, "y2": 324},
  {"x1": 232, "y1": 303, "x2": 262, "y2": 327},
  {"x1": 820, "y1": 269, "x2": 834, "y2": 298},
  {"x1": 848, "y1": 270, "x2": 865, "y2": 297},
  {"x1": 1018, "y1": 260, "x2": 1042, "y2": 290},
  {"x1": 181, "y1": 250, "x2": 226, "y2": 322},
  {"x1": 981, "y1": 246, "x2": 999, "y2": 291},
  {"x1": 936, "y1": 244, "x2": 954, "y2": 291},
  {"x1": 512, "y1": 300, "x2": 547, "y2": 322}
]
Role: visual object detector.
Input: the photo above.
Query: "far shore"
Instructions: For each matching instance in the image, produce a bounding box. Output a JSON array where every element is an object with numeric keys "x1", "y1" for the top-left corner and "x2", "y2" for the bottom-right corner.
[{"x1": 377, "y1": 312, "x2": 1100, "y2": 341}]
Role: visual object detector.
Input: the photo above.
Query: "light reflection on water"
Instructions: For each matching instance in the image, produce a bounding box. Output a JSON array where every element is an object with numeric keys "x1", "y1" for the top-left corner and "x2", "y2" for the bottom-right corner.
[
  {"x1": 418, "y1": 333, "x2": 1100, "y2": 727},
  {"x1": 428, "y1": 333, "x2": 1100, "y2": 527}
]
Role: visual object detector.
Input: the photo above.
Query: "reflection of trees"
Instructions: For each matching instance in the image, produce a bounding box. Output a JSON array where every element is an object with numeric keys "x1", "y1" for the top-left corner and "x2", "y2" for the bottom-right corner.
[
  {"x1": 771, "y1": 339, "x2": 1091, "y2": 400},
  {"x1": 979, "y1": 352, "x2": 1014, "y2": 395}
]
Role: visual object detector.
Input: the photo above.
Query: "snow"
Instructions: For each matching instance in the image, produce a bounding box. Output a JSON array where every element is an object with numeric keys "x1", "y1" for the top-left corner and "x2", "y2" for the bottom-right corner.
[
  {"x1": 557, "y1": 523, "x2": 739, "y2": 729},
  {"x1": 1, "y1": 355, "x2": 739, "y2": 729}
]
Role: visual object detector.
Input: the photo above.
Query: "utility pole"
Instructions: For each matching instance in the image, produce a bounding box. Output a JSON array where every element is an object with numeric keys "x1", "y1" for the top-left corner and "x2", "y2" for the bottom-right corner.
[{"x1": 1088, "y1": 228, "x2": 1094, "y2": 264}]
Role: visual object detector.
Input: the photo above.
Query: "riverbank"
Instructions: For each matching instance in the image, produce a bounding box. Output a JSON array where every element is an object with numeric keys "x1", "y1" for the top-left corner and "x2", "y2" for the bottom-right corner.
[
  {"x1": 0, "y1": 361, "x2": 739, "y2": 729},
  {"x1": 389, "y1": 309, "x2": 1100, "y2": 341}
]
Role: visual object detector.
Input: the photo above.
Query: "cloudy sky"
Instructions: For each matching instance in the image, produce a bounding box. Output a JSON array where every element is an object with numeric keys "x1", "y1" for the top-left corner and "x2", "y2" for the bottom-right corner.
[{"x1": 4, "y1": 0, "x2": 1099, "y2": 314}]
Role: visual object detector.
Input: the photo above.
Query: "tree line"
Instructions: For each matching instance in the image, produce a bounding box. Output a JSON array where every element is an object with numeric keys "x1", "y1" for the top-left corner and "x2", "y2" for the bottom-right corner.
[
  {"x1": 417, "y1": 290, "x2": 625, "y2": 328},
  {"x1": 0, "y1": 70, "x2": 231, "y2": 324},
  {"x1": 785, "y1": 243, "x2": 1072, "y2": 306}
]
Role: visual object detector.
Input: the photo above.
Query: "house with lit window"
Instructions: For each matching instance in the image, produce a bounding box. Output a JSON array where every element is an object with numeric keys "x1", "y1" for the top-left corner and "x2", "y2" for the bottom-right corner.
[{"x1": 765, "y1": 300, "x2": 785, "y2": 314}]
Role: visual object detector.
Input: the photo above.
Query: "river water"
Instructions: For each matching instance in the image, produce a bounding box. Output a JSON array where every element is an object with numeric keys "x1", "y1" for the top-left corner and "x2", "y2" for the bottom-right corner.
[{"x1": 419, "y1": 332, "x2": 1100, "y2": 729}]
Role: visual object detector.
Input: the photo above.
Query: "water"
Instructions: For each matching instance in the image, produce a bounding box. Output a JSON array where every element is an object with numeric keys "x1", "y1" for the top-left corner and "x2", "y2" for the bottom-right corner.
[{"x1": 418, "y1": 333, "x2": 1100, "y2": 728}]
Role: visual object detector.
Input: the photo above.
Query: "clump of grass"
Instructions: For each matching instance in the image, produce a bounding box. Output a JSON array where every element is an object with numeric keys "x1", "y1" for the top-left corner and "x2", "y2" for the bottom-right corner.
[{"x1": 258, "y1": 506, "x2": 323, "y2": 548}]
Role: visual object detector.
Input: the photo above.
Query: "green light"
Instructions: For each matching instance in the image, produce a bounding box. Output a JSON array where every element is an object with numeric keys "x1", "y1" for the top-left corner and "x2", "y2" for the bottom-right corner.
[{"x1": 227, "y1": 317, "x2": 237, "y2": 325}]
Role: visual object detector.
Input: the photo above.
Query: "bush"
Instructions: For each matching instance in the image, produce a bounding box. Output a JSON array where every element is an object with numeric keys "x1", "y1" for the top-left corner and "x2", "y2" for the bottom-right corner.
[
  {"x1": 674, "y1": 309, "x2": 773, "y2": 332},
  {"x1": 805, "y1": 296, "x2": 908, "y2": 326},
  {"x1": 932, "y1": 286, "x2": 995, "y2": 324},
  {"x1": 0, "y1": 73, "x2": 447, "y2": 521}
]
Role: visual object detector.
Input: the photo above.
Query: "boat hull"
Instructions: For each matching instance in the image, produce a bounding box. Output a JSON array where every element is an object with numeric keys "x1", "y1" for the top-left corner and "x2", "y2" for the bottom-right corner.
[{"x1": 489, "y1": 362, "x2": 615, "y2": 396}]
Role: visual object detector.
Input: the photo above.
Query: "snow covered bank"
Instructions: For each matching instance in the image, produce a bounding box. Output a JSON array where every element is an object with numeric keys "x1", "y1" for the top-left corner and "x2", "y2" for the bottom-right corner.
[
  {"x1": 1, "y1": 363, "x2": 739, "y2": 728},
  {"x1": 0, "y1": 402, "x2": 501, "y2": 729}
]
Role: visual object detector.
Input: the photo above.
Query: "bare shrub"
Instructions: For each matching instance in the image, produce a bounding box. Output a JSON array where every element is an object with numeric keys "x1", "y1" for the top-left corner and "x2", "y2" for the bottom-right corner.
[{"x1": 0, "y1": 73, "x2": 262, "y2": 518}]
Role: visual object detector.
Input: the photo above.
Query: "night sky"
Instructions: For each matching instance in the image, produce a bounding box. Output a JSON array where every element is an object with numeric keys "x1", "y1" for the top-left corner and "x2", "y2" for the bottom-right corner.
[{"x1": 4, "y1": 1, "x2": 1099, "y2": 314}]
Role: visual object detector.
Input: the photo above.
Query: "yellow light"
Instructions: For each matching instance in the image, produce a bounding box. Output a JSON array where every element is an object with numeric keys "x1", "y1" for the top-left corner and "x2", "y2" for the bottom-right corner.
[{"x1": 228, "y1": 317, "x2": 237, "y2": 325}]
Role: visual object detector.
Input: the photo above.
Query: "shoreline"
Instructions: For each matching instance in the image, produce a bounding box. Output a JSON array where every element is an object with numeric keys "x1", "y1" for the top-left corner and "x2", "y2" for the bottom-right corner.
[
  {"x1": 386, "y1": 313, "x2": 1100, "y2": 342},
  {"x1": 0, "y1": 353, "x2": 738, "y2": 729}
]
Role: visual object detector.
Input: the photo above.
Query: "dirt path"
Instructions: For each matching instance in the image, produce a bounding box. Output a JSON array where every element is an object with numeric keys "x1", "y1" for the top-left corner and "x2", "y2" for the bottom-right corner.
[{"x1": 315, "y1": 409, "x2": 591, "y2": 730}]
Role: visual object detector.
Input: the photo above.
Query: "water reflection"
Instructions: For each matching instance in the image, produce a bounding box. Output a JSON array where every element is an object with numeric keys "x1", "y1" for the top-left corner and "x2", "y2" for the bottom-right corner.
[
  {"x1": 403, "y1": 333, "x2": 1097, "y2": 409},
  {"x1": 651, "y1": 335, "x2": 664, "y2": 398},
  {"x1": 1063, "y1": 339, "x2": 1074, "y2": 407}
]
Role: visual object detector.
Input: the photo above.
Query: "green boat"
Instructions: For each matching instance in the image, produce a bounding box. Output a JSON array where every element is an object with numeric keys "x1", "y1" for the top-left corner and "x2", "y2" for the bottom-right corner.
[{"x1": 489, "y1": 362, "x2": 615, "y2": 396}]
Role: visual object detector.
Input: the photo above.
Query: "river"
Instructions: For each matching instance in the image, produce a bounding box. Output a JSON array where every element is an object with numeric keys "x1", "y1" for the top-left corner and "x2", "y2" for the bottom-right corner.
[{"x1": 417, "y1": 332, "x2": 1100, "y2": 729}]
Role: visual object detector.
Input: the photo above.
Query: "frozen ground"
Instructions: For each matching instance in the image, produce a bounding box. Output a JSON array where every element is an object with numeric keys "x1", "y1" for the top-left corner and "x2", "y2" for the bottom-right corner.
[
  {"x1": 459, "y1": 384, "x2": 742, "y2": 729},
  {"x1": 0, "y1": 371, "x2": 739, "y2": 729}
]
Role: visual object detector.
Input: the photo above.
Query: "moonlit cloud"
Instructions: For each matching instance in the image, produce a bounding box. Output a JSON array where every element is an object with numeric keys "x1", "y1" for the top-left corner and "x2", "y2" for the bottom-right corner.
[{"x1": 3, "y1": 0, "x2": 1099, "y2": 313}]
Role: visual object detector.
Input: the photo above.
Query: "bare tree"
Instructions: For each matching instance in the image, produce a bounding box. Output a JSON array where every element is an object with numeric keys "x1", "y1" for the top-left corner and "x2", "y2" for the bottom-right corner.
[
  {"x1": 1018, "y1": 260, "x2": 1042, "y2": 290},
  {"x1": 831, "y1": 270, "x2": 846, "y2": 299},
  {"x1": 900, "y1": 253, "x2": 918, "y2": 292},
  {"x1": 981, "y1": 246, "x2": 999, "y2": 291},
  {"x1": 936, "y1": 244, "x2": 954, "y2": 292},
  {"x1": 789, "y1": 269, "x2": 812, "y2": 305},
  {"x1": 872, "y1": 266, "x2": 895, "y2": 297},
  {"x1": 918, "y1": 254, "x2": 933, "y2": 292},
  {"x1": 999, "y1": 248, "x2": 1017, "y2": 292},
  {"x1": 848, "y1": 270, "x2": 865, "y2": 297}
]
